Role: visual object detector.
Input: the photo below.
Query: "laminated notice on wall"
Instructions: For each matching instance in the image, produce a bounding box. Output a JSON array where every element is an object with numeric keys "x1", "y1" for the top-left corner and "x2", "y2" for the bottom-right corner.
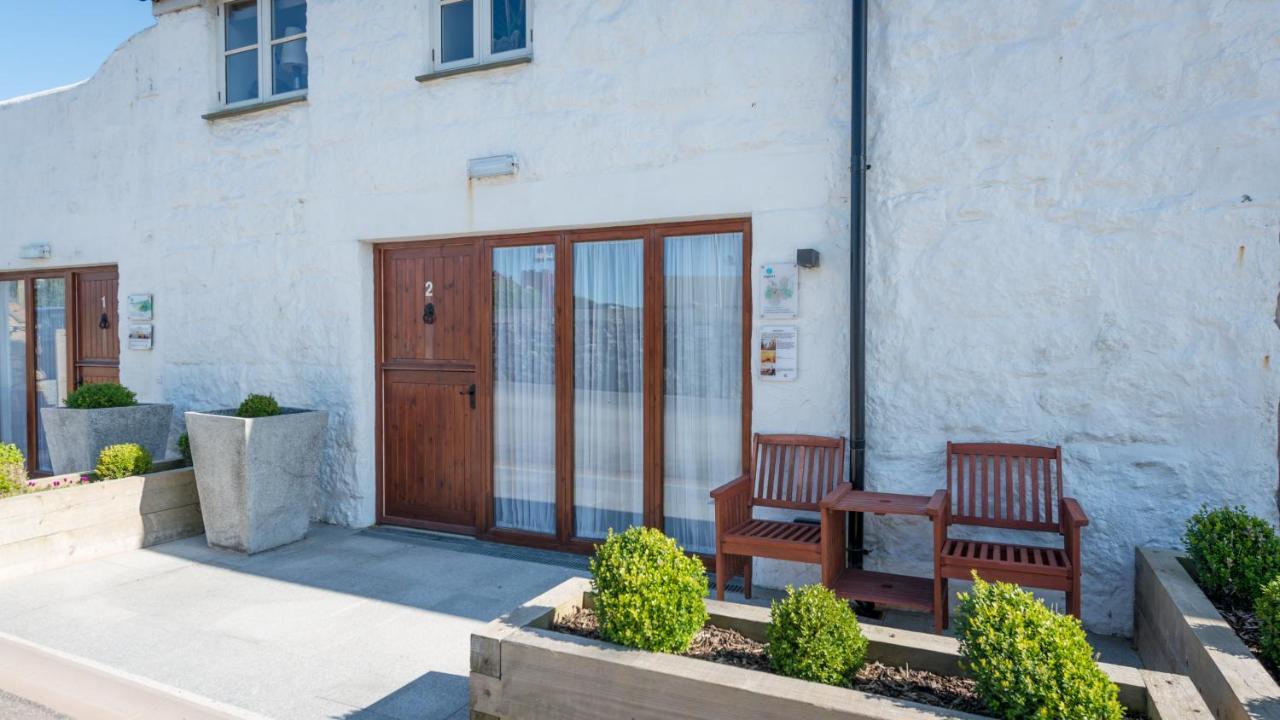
[
  {"x1": 759, "y1": 325, "x2": 797, "y2": 381},
  {"x1": 760, "y1": 263, "x2": 798, "y2": 319}
]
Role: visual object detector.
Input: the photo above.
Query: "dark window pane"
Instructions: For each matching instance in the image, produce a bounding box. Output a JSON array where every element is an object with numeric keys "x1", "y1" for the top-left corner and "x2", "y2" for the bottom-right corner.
[
  {"x1": 440, "y1": 0, "x2": 474, "y2": 63},
  {"x1": 226, "y1": 49, "x2": 259, "y2": 103},
  {"x1": 225, "y1": 0, "x2": 258, "y2": 51},
  {"x1": 272, "y1": 0, "x2": 306, "y2": 40},
  {"x1": 33, "y1": 278, "x2": 66, "y2": 474},
  {"x1": 272, "y1": 39, "x2": 308, "y2": 94},
  {"x1": 491, "y1": 0, "x2": 526, "y2": 54}
]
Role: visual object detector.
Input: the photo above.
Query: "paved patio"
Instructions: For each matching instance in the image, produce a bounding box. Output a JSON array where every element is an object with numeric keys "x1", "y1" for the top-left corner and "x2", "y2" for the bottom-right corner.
[
  {"x1": 0, "y1": 524, "x2": 1140, "y2": 719},
  {"x1": 0, "y1": 525, "x2": 583, "y2": 720}
]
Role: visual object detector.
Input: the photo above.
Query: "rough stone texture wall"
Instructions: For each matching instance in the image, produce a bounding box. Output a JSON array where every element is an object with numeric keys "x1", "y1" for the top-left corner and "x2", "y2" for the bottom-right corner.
[
  {"x1": 860, "y1": 0, "x2": 1280, "y2": 635},
  {"x1": 0, "y1": 3, "x2": 852, "y2": 557},
  {"x1": 1, "y1": 0, "x2": 1276, "y2": 636}
]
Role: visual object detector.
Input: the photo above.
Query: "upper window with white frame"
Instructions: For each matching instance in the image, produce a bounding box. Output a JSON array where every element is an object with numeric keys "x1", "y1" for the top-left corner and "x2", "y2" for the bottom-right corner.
[
  {"x1": 220, "y1": 0, "x2": 308, "y2": 106},
  {"x1": 433, "y1": 0, "x2": 530, "y2": 71}
]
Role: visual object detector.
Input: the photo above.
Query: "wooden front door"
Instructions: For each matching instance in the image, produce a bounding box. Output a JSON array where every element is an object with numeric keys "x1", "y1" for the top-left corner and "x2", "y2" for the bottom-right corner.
[
  {"x1": 377, "y1": 243, "x2": 480, "y2": 532},
  {"x1": 73, "y1": 269, "x2": 120, "y2": 387}
]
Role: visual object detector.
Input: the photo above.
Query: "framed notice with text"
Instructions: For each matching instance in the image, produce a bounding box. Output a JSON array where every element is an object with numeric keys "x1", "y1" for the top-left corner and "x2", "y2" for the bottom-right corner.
[
  {"x1": 760, "y1": 263, "x2": 798, "y2": 319},
  {"x1": 759, "y1": 325, "x2": 797, "y2": 381}
]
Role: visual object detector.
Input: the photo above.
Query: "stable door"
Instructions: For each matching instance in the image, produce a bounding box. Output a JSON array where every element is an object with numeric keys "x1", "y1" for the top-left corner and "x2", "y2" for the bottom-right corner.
[{"x1": 378, "y1": 243, "x2": 480, "y2": 532}]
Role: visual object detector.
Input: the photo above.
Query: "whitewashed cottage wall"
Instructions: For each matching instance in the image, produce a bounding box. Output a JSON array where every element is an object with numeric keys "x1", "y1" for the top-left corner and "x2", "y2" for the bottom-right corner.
[{"x1": 0, "y1": 0, "x2": 1275, "y2": 635}]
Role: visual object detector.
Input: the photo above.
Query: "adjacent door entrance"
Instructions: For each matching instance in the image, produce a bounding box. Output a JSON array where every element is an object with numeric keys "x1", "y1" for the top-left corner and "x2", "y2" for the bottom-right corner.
[
  {"x1": 0, "y1": 266, "x2": 119, "y2": 475},
  {"x1": 377, "y1": 242, "x2": 480, "y2": 532}
]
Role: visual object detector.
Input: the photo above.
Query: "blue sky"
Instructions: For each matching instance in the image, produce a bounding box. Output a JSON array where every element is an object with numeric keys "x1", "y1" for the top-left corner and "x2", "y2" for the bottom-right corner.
[{"x1": 0, "y1": 2, "x2": 156, "y2": 101}]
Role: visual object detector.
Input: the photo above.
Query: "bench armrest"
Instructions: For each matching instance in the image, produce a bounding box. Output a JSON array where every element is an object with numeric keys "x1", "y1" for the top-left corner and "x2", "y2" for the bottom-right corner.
[
  {"x1": 819, "y1": 482, "x2": 854, "y2": 510},
  {"x1": 710, "y1": 474, "x2": 752, "y2": 500},
  {"x1": 1061, "y1": 497, "x2": 1089, "y2": 529},
  {"x1": 925, "y1": 489, "x2": 948, "y2": 519}
]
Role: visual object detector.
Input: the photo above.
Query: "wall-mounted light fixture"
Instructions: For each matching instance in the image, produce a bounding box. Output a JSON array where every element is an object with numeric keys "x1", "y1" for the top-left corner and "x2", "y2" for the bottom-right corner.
[
  {"x1": 796, "y1": 248, "x2": 821, "y2": 268},
  {"x1": 19, "y1": 243, "x2": 51, "y2": 260},
  {"x1": 468, "y1": 154, "x2": 519, "y2": 179}
]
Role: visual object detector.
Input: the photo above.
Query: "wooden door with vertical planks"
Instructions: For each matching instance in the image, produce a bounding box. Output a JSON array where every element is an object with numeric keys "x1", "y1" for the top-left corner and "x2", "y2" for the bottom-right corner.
[
  {"x1": 73, "y1": 269, "x2": 119, "y2": 387},
  {"x1": 378, "y1": 243, "x2": 480, "y2": 532}
]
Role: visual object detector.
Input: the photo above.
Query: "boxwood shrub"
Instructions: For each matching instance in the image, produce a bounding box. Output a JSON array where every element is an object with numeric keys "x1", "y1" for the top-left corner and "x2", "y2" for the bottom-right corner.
[
  {"x1": 237, "y1": 393, "x2": 281, "y2": 418},
  {"x1": 65, "y1": 382, "x2": 137, "y2": 410},
  {"x1": 0, "y1": 442, "x2": 26, "y2": 496},
  {"x1": 1257, "y1": 577, "x2": 1280, "y2": 667},
  {"x1": 96, "y1": 443, "x2": 153, "y2": 481},
  {"x1": 589, "y1": 526, "x2": 708, "y2": 654},
  {"x1": 177, "y1": 432, "x2": 192, "y2": 465},
  {"x1": 954, "y1": 575, "x2": 1123, "y2": 720},
  {"x1": 767, "y1": 584, "x2": 867, "y2": 686},
  {"x1": 1184, "y1": 504, "x2": 1280, "y2": 604}
]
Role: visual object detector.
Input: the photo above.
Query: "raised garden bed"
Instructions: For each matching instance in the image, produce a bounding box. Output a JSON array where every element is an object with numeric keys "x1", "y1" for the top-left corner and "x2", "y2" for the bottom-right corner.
[
  {"x1": 0, "y1": 463, "x2": 203, "y2": 583},
  {"x1": 1135, "y1": 547, "x2": 1280, "y2": 719},
  {"x1": 472, "y1": 577, "x2": 1209, "y2": 720}
]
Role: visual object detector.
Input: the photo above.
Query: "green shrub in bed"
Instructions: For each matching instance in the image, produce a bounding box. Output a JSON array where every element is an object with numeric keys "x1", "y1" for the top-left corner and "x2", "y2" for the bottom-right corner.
[
  {"x1": 236, "y1": 393, "x2": 281, "y2": 418},
  {"x1": 1256, "y1": 577, "x2": 1280, "y2": 666},
  {"x1": 0, "y1": 443, "x2": 26, "y2": 496},
  {"x1": 589, "y1": 526, "x2": 708, "y2": 654},
  {"x1": 767, "y1": 584, "x2": 867, "y2": 686},
  {"x1": 954, "y1": 574, "x2": 1123, "y2": 720},
  {"x1": 65, "y1": 382, "x2": 137, "y2": 409},
  {"x1": 1184, "y1": 504, "x2": 1280, "y2": 604},
  {"x1": 95, "y1": 443, "x2": 153, "y2": 481}
]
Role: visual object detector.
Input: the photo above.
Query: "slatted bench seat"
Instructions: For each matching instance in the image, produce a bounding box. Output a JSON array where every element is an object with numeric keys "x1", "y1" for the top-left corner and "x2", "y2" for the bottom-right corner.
[
  {"x1": 935, "y1": 442, "x2": 1089, "y2": 626},
  {"x1": 711, "y1": 433, "x2": 846, "y2": 601}
]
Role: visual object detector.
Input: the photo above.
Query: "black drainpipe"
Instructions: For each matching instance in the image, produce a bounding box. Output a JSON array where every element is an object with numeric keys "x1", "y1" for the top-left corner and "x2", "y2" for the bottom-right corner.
[{"x1": 849, "y1": 0, "x2": 869, "y2": 568}]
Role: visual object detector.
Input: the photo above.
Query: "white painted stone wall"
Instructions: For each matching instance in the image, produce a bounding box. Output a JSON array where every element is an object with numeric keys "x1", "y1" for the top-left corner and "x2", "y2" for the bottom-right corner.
[{"x1": 0, "y1": 0, "x2": 1276, "y2": 636}]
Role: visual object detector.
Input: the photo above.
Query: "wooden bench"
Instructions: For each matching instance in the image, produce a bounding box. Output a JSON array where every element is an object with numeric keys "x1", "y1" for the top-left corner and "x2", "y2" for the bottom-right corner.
[
  {"x1": 935, "y1": 442, "x2": 1089, "y2": 626},
  {"x1": 710, "y1": 433, "x2": 845, "y2": 601}
]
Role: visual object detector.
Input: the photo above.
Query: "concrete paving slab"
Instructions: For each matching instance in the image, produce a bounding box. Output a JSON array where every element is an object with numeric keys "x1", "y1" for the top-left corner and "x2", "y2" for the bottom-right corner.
[
  {"x1": 0, "y1": 524, "x2": 581, "y2": 720},
  {"x1": 0, "y1": 689, "x2": 71, "y2": 720}
]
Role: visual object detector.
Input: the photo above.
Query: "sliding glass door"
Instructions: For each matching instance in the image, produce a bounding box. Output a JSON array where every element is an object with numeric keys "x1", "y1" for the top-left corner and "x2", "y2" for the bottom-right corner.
[
  {"x1": 572, "y1": 239, "x2": 645, "y2": 540},
  {"x1": 662, "y1": 232, "x2": 744, "y2": 554},
  {"x1": 0, "y1": 281, "x2": 27, "y2": 460},
  {"x1": 484, "y1": 220, "x2": 749, "y2": 553},
  {"x1": 491, "y1": 244, "x2": 557, "y2": 535},
  {"x1": 33, "y1": 278, "x2": 68, "y2": 473}
]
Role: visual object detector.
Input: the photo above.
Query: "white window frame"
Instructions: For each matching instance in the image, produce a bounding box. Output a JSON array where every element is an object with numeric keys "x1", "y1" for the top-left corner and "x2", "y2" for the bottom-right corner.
[
  {"x1": 430, "y1": 0, "x2": 532, "y2": 73},
  {"x1": 216, "y1": 0, "x2": 308, "y2": 109}
]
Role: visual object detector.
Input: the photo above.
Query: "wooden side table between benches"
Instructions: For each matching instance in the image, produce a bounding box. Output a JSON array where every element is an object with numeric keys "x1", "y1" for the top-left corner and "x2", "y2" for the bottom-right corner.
[{"x1": 820, "y1": 486, "x2": 947, "y2": 633}]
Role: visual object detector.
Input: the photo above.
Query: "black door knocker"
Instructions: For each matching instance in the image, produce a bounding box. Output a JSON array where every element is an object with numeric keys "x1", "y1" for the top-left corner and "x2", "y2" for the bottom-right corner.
[
  {"x1": 98, "y1": 296, "x2": 110, "y2": 329},
  {"x1": 423, "y1": 302, "x2": 436, "y2": 325}
]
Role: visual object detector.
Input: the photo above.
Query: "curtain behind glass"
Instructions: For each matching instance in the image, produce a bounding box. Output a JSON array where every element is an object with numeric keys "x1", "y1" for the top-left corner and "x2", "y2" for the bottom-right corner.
[
  {"x1": 33, "y1": 278, "x2": 67, "y2": 473},
  {"x1": 663, "y1": 233, "x2": 743, "y2": 554},
  {"x1": 573, "y1": 240, "x2": 644, "y2": 539},
  {"x1": 492, "y1": 245, "x2": 556, "y2": 535},
  {"x1": 0, "y1": 282, "x2": 27, "y2": 460}
]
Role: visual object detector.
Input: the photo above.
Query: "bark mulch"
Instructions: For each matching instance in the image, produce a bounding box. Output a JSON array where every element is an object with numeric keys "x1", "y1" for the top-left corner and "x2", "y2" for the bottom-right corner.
[
  {"x1": 553, "y1": 608, "x2": 987, "y2": 715},
  {"x1": 1210, "y1": 597, "x2": 1280, "y2": 683}
]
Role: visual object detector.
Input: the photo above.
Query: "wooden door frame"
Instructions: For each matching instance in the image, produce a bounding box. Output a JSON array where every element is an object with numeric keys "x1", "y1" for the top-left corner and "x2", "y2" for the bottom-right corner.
[
  {"x1": 374, "y1": 219, "x2": 753, "y2": 558},
  {"x1": 0, "y1": 264, "x2": 118, "y2": 475}
]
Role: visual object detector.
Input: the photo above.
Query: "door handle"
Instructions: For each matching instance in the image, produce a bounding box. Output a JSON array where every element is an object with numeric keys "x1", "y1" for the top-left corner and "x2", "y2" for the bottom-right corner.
[{"x1": 459, "y1": 384, "x2": 476, "y2": 409}]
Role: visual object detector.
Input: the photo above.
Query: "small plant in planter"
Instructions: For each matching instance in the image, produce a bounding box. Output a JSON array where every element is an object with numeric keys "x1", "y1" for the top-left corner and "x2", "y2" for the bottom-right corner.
[
  {"x1": 177, "y1": 433, "x2": 192, "y2": 466},
  {"x1": 589, "y1": 526, "x2": 708, "y2": 653},
  {"x1": 41, "y1": 382, "x2": 173, "y2": 475},
  {"x1": 1256, "y1": 577, "x2": 1280, "y2": 667},
  {"x1": 185, "y1": 392, "x2": 328, "y2": 554},
  {"x1": 1184, "y1": 504, "x2": 1280, "y2": 605},
  {"x1": 768, "y1": 584, "x2": 868, "y2": 686},
  {"x1": 954, "y1": 574, "x2": 1123, "y2": 720},
  {"x1": 0, "y1": 443, "x2": 27, "y2": 497},
  {"x1": 95, "y1": 443, "x2": 153, "y2": 481}
]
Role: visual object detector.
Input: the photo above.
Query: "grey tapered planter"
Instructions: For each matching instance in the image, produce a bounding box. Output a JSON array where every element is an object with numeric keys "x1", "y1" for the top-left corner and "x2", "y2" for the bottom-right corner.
[
  {"x1": 185, "y1": 408, "x2": 328, "y2": 554},
  {"x1": 40, "y1": 404, "x2": 174, "y2": 474}
]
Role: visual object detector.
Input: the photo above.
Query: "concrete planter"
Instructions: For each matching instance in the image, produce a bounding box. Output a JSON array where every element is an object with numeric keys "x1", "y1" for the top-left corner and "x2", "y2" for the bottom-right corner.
[
  {"x1": 40, "y1": 404, "x2": 174, "y2": 475},
  {"x1": 472, "y1": 577, "x2": 1208, "y2": 720},
  {"x1": 0, "y1": 467, "x2": 203, "y2": 583},
  {"x1": 1135, "y1": 547, "x2": 1280, "y2": 719},
  {"x1": 185, "y1": 408, "x2": 328, "y2": 554}
]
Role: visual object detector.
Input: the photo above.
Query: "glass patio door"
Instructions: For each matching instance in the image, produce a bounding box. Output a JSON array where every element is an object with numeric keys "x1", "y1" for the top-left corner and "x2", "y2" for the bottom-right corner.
[
  {"x1": 0, "y1": 281, "x2": 28, "y2": 461},
  {"x1": 33, "y1": 278, "x2": 68, "y2": 472}
]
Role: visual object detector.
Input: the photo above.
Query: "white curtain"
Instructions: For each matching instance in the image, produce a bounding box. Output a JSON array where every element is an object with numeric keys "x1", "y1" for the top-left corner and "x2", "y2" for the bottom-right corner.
[
  {"x1": 663, "y1": 233, "x2": 743, "y2": 554},
  {"x1": 573, "y1": 239, "x2": 645, "y2": 539},
  {"x1": 492, "y1": 245, "x2": 557, "y2": 534}
]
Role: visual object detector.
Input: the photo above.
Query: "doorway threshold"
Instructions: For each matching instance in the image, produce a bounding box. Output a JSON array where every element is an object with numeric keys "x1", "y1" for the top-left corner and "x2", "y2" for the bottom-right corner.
[{"x1": 361, "y1": 525, "x2": 590, "y2": 572}]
